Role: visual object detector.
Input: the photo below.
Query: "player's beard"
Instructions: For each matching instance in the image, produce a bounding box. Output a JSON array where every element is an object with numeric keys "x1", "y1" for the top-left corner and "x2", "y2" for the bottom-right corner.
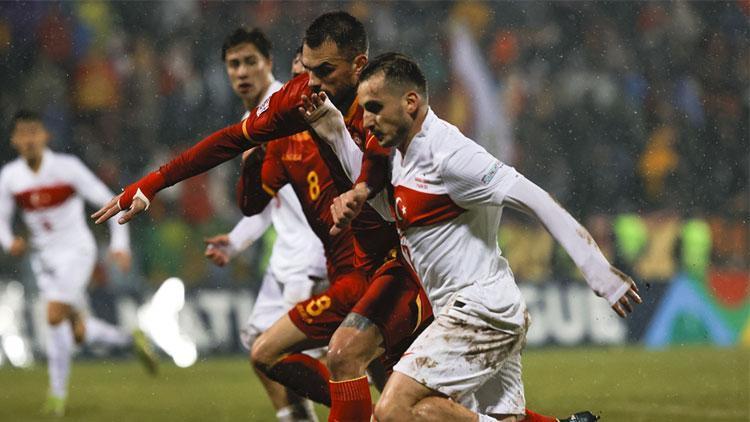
[{"x1": 317, "y1": 85, "x2": 357, "y2": 115}]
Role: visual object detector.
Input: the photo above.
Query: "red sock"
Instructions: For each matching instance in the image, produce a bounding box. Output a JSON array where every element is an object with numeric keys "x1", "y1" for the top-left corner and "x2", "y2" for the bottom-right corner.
[
  {"x1": 268, "y1": 353, "x2": 331, "y2": 406},
  {"x1": 524, "y1": 408, "x2": 558, "y2": 422},
  {"x1": 328, "y1": 376, "x2": 372, "y2": 422}
]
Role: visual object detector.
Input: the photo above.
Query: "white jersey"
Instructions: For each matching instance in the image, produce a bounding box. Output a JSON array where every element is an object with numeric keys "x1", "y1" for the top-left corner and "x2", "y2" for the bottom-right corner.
[
  {"x1": 0, "y1": 149, "x2": 129, "y2": 255},
  {"x1": 306, "y1": 101, "x2": 631, "y2": 324},
  {"x1": 389, "y1": 109, "x2": 525, "y2": 323},
  {"x1": 228, "y1": 80, "x2": 326, "y2": 283}
]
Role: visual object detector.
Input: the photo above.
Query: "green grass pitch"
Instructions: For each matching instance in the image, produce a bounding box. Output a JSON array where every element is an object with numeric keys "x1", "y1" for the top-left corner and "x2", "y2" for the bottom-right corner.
[{"x1": 0, "y1": 346, "x2": 747, "y2": 421}]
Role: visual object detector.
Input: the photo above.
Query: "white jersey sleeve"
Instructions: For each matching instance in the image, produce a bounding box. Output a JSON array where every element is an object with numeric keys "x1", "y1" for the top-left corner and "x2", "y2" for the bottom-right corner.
[
  {"x1": 67, "y1": 157, "x2": 130, "y2": 252},
  {"x1": 305, "y1": 98, "x2": 394, "y2": 221},
  {"x1": 503, "y1": 176, "x2": 631, "y2": 305},
  {"x1": 0, "y1": 167, "x2": 15, "y2": 252},
  {"x1": 227, "y1": 206, "x2": 272, "y2": 257},
  {"x1": 304, "y1": 96, "x2": 362, "y2": 183},
  {"x1": 440, "y1": 142, "x2": 521, "y2": 209}
]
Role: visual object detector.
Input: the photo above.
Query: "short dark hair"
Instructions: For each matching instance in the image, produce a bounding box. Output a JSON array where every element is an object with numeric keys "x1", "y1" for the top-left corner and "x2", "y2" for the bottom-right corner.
[
  {"x1": 304, "y1": 11, "x2": 368, "y2": 59},
  {"x1": 11, "y1": 109, "x2": 43, "y2": 130},
  {"x1": 221, "y1": 27, "x2": 272, "y2": 61},
  {"x1": 360, "y1": 53, "x2": 428, "y2": 98}
]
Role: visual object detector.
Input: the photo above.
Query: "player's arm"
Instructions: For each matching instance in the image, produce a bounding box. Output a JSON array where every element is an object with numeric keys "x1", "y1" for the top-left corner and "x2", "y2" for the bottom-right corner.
[
  {"x1": 205, "y1": 211, "x2": 272, "y2": 267},
  {"x1": 299, "y1": 93, "x2": 392, "y2": 233},
  {"x1": 206, "y1": 148, "x2": 274, "y2": 267},
  {"x1": 70, "y1": 157, "x2": 132, "y2": 271},
  {"x1": 327, "y1": 141, "x2": 393, "y2": 235},
  {"x1": 92, "y1": 75, "x2": 312, "y2": 225},
  {"x1": 0, "y1": 169, "x2": 23, "y2": 256},
  {"x1": 442, "y1": 144, "x2": 641, "y2": 318}
]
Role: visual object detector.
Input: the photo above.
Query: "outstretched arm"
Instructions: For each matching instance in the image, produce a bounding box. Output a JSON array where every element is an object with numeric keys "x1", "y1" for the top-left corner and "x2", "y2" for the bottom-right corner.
[
  {"x1": 440, "y1": 142, "x2": 641, "y2": 317},
  {"x1": 92, "y1": 74, "x2": 312, "y2": 225},
  {"x1": 503, "y1": 177, "x2": 641, "y2": 317}
]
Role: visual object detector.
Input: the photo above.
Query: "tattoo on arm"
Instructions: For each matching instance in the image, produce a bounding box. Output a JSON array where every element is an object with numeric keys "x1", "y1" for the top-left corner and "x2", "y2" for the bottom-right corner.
[{"x1": 341, "y1": 313, "x2": 374, "y2": 331}]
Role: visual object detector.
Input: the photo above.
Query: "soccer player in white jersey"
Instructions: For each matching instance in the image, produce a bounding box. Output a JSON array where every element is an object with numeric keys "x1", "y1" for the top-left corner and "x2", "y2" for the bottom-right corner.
[
  {"x1": 0, "y1": 110, "x2": 157, "y2": 416},
  {"x1": 203, "y1": 29, "x2": 325, "y2": 422},
  {"x1": 317, "y1": 53, "x2": 641, "y2": 422}
]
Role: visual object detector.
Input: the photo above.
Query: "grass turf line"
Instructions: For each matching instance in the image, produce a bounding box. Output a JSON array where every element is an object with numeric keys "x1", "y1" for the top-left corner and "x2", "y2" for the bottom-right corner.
[{"x1": 0, "y1": 346, "x2": 746, "y2": 421}]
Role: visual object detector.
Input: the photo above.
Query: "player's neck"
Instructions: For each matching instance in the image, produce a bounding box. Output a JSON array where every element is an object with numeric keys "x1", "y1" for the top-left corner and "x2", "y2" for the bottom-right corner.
[
  {"x1": 397, "y1": 106, "x2": 429, "y2": 156},
  {"x1": 243, "y1": 76, "x2": 274, "y2": 111},
  {"x1": 25, "y1": 155, "x2": 43, "y2": 172}
]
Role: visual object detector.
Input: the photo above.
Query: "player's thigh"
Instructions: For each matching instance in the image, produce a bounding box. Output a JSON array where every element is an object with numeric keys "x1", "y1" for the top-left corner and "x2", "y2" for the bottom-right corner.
[
  {"x1": 286, "y1": 270, "x2": 369, "y2": 342},
  {"x1": 241, "y1": 271, "x2": 287, "y2": 350},
  {"x1": 33, "y1": 246, "x2": 94, "y2": 309},
  {"x1": 46, "y1": 301, "x2": 74, "y2": 325},
  {"x1": 476, "y1": 352, "x2": 525, "y2": 419},
  {"x1": 392, "y1": 296, "x2": 526, "y2": 409},
  {"x1": 351, "y1": 259, "x2": 432, "y2": 366},
  {"x1": 251, "y1": 314, "x2": 327, "y2": 366},
  {"x1": 375, "y1": 371, "x2": 440, "y2": 420}
]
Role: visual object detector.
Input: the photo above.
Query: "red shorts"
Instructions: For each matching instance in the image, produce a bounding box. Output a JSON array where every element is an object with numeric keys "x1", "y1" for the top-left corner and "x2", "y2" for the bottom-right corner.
[
  {"x1": 351, "y1": 256, "x2": 433, "y2": 371},
  {"x1": 288, "y1": 269, "x2": 370, "y2": 340}
]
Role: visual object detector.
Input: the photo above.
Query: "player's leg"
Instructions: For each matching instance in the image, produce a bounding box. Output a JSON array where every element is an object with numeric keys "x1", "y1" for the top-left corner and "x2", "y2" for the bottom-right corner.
[
  {"x1": 375, "y1": 295, "x2": 527, "y2": 422},
  {"x1": 43, "y1": 300, "x2": 75, "y2": 416},
  {"x1": 326, "y1": 257, "x2": 433, "y2": 422},
  {"x1": 376, "y1": 371, "x2": 486, "y2": 422},
  {"x1": 243, "y1": 271, "x2": 320, "y2": 421},
  {"x1": 326, "y1": 316, "x2": 383, "y2": 422},
  {"x1": 251, "y1": 314, "x2": 331, "y2": 405},
  {"x1": 252, "y1": 270, "x2": 369, "y2": 407},
  {"x1": 70, "y1": 309, "x2": 130, "y2": 347}
]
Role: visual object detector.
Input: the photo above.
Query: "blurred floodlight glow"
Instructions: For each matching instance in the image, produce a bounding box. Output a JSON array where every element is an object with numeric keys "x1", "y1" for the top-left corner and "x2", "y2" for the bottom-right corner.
[
  {"x1": 138, "y1": 277, "x2": 197, "y2": 368},
  {"x1": 3, "y1": 335, "x2": 31, "y2": 368}
]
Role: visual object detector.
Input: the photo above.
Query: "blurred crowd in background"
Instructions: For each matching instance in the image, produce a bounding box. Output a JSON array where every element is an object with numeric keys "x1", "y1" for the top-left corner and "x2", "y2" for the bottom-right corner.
[{"x1": 0, "y1": 1, "x2": 747, "y2": 293}]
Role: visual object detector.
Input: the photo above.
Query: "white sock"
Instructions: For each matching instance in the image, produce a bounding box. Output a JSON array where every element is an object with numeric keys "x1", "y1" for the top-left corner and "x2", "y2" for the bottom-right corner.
[
  {"x1": 275, "y1": 399, "x2": 319, "y2": 422},
  {"x1": 84, "y1": 316, "x2": 131, "y2": 348},
  {"x1": 478, "y1": 414, "x2": 499, "y2": 422},
  {"x1": 47, "y1": 321, "x2": 74, "y2": 399}
]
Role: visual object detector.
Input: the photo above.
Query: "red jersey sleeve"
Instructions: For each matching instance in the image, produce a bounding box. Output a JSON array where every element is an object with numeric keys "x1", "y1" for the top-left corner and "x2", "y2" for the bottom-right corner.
[
  {"x1": 242, "y1": 73, "x2": 312, "y2": 143},
  {"x1": 260, "y1": 141, "x2": 290, "y2": 196},
  {"x1": 356, "y1": 134, "x2": 391, "y2": 198},
  {"x1": 237, "y1": 147, "x2": 273, "y2": 216},
  {"x1": 151, "y1": 74, "x2": 312, "y2": 192}
]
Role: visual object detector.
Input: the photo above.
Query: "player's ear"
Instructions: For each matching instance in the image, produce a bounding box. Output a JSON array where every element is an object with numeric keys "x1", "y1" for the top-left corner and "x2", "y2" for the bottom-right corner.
[
  {"x1": 352, "y1": 54, "x2": 368, "y2": 77},
  {"x1": 404, "y1": 91, "x2": 420, "y2": 114}
]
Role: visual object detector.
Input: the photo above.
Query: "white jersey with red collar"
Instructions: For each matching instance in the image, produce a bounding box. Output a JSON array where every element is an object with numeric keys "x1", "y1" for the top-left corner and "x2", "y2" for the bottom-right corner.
[
  {"x1": 0, "y1": 149, "x2": 129, "y2": 254},
  {"x1": 389, "y1": 108, "x2": 525, "y2": 324}
]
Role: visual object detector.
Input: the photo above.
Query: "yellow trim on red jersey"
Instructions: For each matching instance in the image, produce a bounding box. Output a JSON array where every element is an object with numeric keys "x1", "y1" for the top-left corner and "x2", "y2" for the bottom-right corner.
[
  {"x1": 412, "y1": 295, "x2": 423, "y2": 334},
  {"x1": 343, "y1": 96, "x2": 359, "y2": 125},
  {"x1": 261, "y1": 183, "x2": 277, "y2": 197},
  {"x1": 241, "y1": 119, "x2": 251, "y2": 141}
]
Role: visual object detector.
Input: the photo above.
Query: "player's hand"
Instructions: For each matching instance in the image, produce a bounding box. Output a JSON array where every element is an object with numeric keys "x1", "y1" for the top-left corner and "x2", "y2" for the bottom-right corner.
[
  {"x1": 9, "y1": 236, "x2": 26, "y2": 257},
  {"x1": 298, "y1": 92, "x2": 329, "y2": 120},
  {"x1": 92, "y1": 171, "x2": 165, "y2": 225},
  {"x1": 611, "y1": 274, "x2": 642, "y2": 318},
  {"x1": 300, "y1": 92, "x2": 349, "y2": 148},
  {"x1": 92, "y1": 193, "x2": 148, "y2": 225},
  {"x1": 109, "y1": 250, "x2": 132, "y2": 273},
  {"x1": 205, "y1": 234, "x2": 232, "y2": 266},
  {"x1": 330, "y1": 182, "x2": 370, "y2": 235}
]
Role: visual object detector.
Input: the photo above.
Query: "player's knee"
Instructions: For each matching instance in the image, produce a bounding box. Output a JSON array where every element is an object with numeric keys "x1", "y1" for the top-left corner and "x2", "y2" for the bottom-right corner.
[
  {"x1": 72, "y1": 323, "x2": 85, "y2": 344},
  {"x1": 47, "y1": 311, "x2": 66, "y2": 326},
  {"x1": 327, "y1": 339, "x2": 366, "y2": 379},
  {"x1": 374, "y1": 396, "x2": 408, "y2": 422},
  {"x1": 249, "y1": 333, "x2": 275, "y2": 373}
]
